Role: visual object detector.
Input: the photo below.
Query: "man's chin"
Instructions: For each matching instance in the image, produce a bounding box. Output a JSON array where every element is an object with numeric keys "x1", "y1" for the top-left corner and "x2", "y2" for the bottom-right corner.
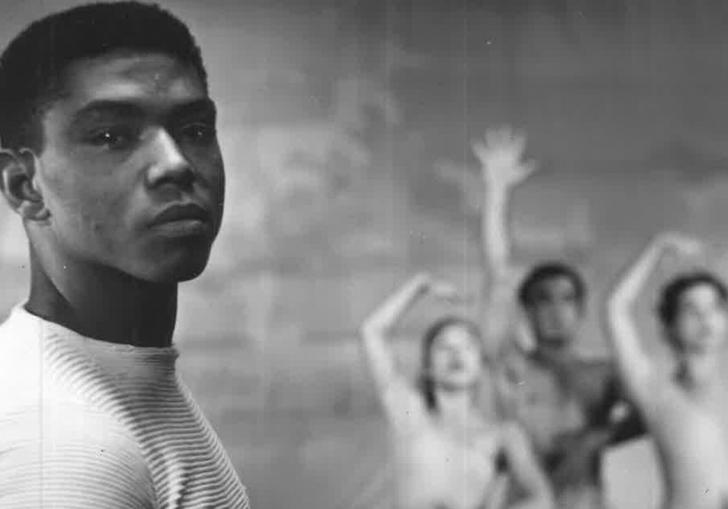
[
  {"x1": 169, "y1": 264, "x2": 208, "y2": 282},
  {"x1": 133, "y1": 255, "x2": 211, "y2": 283}
]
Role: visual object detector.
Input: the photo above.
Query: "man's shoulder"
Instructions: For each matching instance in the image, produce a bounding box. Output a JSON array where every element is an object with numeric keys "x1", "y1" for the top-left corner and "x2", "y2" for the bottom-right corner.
[
  {"x1": 0, "y1": 305, "x2": 42, "y2": 354},
  {"x1": 0, "y1": 308, "x2": 46, "y2": 409},
  {"x1": 0, "y1": 400, "x2": 134, "y2": 448},
  {"x1": 0, "y1": 403, "x2": 156, "y2": 508},
  {"x1": 0, "y1": 308, "x2": 131, "y2": 448}
]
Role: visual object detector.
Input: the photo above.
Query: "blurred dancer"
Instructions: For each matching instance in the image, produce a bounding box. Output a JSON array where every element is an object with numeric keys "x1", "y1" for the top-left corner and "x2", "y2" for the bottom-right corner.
[
  {"x1": 477, "y1": 128, "x2": 643, "y2": 509},
  {"x1": 499, "y1": 263, "x2": 644, "y2": 509},
  {"x1": 607, "y1": 233, "x2": 728, "y2": 509},
  {"x1": 0, "y1": 3, "x2": 248, "y2": 507},
  {"x1": 360, "y1": 273, "x2": 553, "y2": 509}
]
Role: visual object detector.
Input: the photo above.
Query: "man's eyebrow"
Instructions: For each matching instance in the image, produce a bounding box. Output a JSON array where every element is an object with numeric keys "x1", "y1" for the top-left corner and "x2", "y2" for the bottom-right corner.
[
  {"x1": 70, "y1": 100, "x2": 145, "y2": 126},
  {"x1": 70, "y1": 98, "x2": 217, "y2": 125},
  {"x1": 171, "y1": 98, "x2": 217, "y2": 119}
]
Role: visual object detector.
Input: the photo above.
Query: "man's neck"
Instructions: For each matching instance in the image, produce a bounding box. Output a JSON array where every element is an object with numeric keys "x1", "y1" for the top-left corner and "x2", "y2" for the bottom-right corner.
[{"x1": 26, "y1": 248, "x2": 177, "y2": 347}]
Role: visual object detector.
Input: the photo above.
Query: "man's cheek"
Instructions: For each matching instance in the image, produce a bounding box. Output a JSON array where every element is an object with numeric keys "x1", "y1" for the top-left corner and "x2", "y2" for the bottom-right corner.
[{"x1": 211, "y1": 166, "x2": 225, "y2": 198}]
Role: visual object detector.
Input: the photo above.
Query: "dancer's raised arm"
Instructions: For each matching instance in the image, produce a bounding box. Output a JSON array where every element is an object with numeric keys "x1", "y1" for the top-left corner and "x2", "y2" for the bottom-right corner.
[
  {"x1": 606, "y1": 233, "x2": 702, "y2": 405},
  {"x1": 473, "y1": 127, "x2": 537, "y2": 342},
  {"x1": 360, "y1": 273, "x2": 458, "y2": 396},
  {"x1": 474, "y1": 128, "x2": 536, "y2": 296}
]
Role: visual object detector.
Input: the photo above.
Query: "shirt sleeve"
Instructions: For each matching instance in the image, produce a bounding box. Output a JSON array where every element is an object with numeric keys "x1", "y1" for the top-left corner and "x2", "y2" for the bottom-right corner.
[{"x1": 0, "y1": 407, "x2": 157, "y2": 509}]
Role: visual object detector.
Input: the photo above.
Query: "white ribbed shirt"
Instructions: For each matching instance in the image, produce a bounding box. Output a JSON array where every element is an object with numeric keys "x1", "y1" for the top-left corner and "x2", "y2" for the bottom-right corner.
[{"x1": 0, "y1": 306, "x2": 250, "y2": 508}]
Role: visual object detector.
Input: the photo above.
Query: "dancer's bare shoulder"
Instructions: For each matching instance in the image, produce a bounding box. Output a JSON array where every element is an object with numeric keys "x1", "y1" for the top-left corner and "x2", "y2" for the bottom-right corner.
[{"x1": 380, "y1": 375, "x2": 429, "y2": 434}]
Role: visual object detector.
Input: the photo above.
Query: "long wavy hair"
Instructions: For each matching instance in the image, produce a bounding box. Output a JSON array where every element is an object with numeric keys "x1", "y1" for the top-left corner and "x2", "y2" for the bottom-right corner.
[{"x1": 418, "y1": 316, "x2": 484, "y2": 413}]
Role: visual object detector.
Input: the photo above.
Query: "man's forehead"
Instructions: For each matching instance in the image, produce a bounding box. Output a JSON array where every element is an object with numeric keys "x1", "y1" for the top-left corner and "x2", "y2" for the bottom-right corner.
[
  {"x1": 680, "y1": 283, "x2": 723, "y2": 304},
  {"x1": 533, "y1": 276, "x2": 577, "y2": 296},
  {"x1": 61, "y1": 51, "x2": 206, "y2": 105}
]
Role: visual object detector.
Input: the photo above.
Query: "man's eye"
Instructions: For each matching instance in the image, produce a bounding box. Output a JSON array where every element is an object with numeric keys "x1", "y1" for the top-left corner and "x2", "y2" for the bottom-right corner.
[
  {"x1": 179, "y1": 122, "x2": 216, "y2": 143},
  {"x1": 86, "y1": 127, "x2": 137, "y2": 149}
]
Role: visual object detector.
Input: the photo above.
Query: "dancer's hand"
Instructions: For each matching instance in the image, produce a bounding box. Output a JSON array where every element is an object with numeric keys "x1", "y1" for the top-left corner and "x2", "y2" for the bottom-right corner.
[
  {"x1": 655, "y1": 232, "x2": 704, "y2": 259},
  {"x1": 472, "y1": 126, "x2": 537, "y2": 191},
  {"x1": 411, "y1": 273, "x2": 464, "y2": 302},
  {"x1": 429, "y1": 280, "x2": 461, "y2": 302}
]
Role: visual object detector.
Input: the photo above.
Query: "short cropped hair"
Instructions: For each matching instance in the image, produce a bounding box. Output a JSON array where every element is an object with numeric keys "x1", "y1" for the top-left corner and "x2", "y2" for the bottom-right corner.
[
  {"x1": 657, "y1": 271, "x2": 728, "y2": 328},
  {"x1": 518, "y1": 261, "x2": 587, "y2": 308},
  {"x1": 0, "y1": 1, "x2": 208, "y2": 151}
]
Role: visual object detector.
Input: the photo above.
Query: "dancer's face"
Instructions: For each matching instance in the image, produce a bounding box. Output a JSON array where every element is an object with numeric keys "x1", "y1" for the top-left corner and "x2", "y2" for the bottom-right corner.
[
  {"x1": 670, "y1": 283, "x2": 728, "y2": 355},
  {"x1": 29, "y1": 51, "x2": 224, "y2": 283},
  {"x1": 526, "y1": 276, "x2": 583, "y2": 348},
  {"x1": 429, "y1": 325, "x2": 482, "y2": 390}
]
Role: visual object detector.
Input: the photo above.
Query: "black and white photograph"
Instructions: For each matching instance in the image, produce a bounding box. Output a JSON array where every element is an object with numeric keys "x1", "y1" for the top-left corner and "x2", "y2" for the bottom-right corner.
[{"x1": 1, "y1": 1, "x2": 728, "y2": 508}]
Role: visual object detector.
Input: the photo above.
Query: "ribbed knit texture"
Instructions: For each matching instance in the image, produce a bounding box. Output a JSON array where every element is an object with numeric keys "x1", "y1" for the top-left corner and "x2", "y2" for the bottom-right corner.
[{"x1": 0, "y1": 306, "x2": 249, "y2": 508}]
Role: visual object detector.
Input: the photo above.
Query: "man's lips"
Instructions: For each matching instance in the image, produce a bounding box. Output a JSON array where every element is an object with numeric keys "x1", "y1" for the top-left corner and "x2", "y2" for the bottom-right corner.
[
  {"x1": 152, "y1": 203, "x2": 211, "y2": 224},
  {"x1": 149, "y1": 203, "x2": 213, "y2": 237}
]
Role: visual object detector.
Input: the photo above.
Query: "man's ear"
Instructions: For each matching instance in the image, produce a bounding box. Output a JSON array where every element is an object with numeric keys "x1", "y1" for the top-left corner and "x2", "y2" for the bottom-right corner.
[{"x1": 0, "y1": 148, "x2": 49, "y2": 221}]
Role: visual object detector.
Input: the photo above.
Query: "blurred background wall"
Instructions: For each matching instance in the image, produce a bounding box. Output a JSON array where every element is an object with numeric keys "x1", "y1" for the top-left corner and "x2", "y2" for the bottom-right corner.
[{"x1": 4, "y1": 1, "x2": 728, "y2": 507}]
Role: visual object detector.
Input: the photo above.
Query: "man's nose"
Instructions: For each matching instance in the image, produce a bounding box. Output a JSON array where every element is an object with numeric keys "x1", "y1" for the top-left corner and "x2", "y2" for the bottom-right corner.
[{"x1": 145, "y1": 128, "x2": 194, "y2": 189}]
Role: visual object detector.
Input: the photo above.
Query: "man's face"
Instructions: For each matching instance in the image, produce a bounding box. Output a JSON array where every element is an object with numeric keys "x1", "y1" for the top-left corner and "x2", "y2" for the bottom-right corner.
[
  {"x1": 669, "y1": 283, "x2": 728, "y2": 356},
  {"x1": 526, "y1": 275, "x2": 583, "y2": 348},
  {"x1": 33, "y1": 51, "x2": 224, "y2": 282}
]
